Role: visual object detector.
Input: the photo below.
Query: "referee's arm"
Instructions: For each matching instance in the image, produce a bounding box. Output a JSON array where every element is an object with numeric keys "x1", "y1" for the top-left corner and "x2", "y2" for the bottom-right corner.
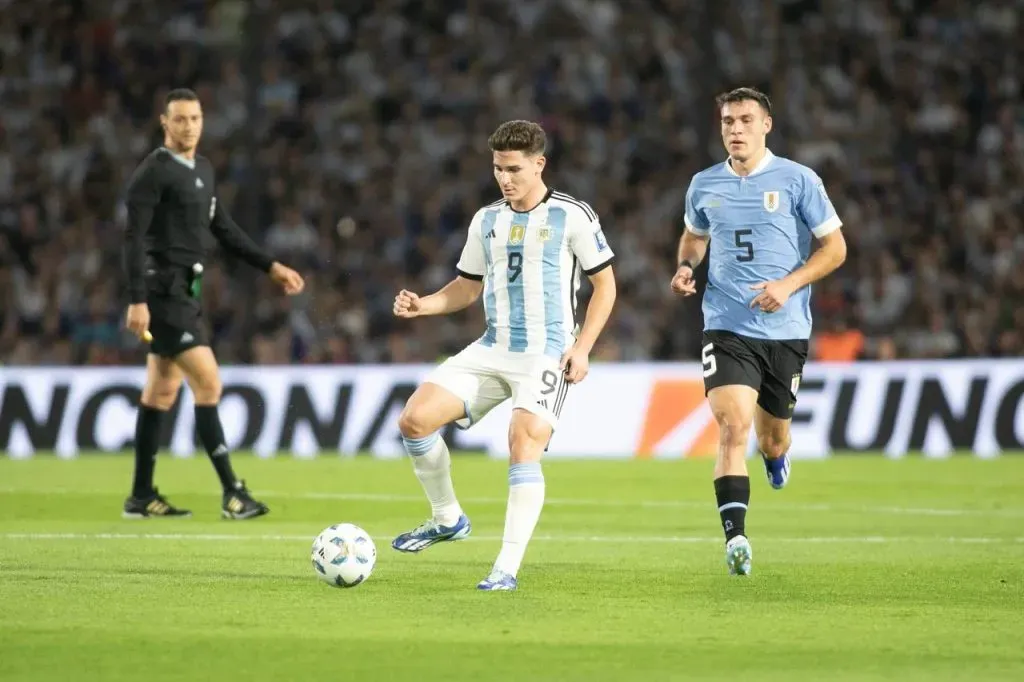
[
  {"x1": 123, "y1": 161, "x2": 162, "y2": 304},
  {"x1": 209, "y1": 199, "x2": 275, "y2": 273}
]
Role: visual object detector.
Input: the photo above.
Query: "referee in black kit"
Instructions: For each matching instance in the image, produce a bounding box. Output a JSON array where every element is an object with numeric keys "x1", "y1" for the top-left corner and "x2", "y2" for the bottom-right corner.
[{"x1": 122, "y1": 88, "x2": 305, "y2": 519}]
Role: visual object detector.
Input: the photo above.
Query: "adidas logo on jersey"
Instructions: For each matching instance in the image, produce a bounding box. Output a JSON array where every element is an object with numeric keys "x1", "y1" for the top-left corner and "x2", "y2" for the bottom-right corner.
[
  {"x1": 195, "y1": 177, "x2": 204, "y2": 188},
  {"x1": 180, "y1": 332, "x2": 194, "y2": 343}
]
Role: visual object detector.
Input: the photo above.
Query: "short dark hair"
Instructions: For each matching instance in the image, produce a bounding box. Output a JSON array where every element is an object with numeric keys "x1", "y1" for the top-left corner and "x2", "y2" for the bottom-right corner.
[
  {"x1": 165, "y1": 88, "x2": 199, "y2": 111},
  {"x1": 716, "y1": 87, "x2": 772, "y2": 116},
  {"x1": 488, "y1": 120, "x2": 546, "y2": 156}
]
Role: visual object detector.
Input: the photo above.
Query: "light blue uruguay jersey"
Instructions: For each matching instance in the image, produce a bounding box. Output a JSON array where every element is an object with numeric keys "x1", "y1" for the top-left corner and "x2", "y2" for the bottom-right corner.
[
  {"x1": 456, "y1": 189, "x2": 615, "y2": 358},
  {"x1": 684, "y1": 149, "x2": 842, "y2": 340}
]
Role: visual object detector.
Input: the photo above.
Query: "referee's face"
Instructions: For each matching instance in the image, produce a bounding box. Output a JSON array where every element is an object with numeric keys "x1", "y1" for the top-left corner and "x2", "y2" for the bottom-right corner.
[
  {"x1": 161, "y1": 100, "x2": 204, "y2": 155},
  {"x1": 720, "y1": 100, "x2": 771, "y2": 162}
]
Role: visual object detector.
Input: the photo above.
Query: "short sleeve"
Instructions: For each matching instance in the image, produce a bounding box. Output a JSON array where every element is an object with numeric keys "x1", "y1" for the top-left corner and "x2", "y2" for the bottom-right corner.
[
  {"x1": 456, "y1": 210, "x2": 487, "y2": 280},
  {"x1": 684, "y1": 179, "x2": 710, "y2": 236},
  {"x1": 567, "y1": 210, "x2": 615, "y2": 275},
  {"x1": 797, "y1": 170, "x2": 842, "y2": 238}
]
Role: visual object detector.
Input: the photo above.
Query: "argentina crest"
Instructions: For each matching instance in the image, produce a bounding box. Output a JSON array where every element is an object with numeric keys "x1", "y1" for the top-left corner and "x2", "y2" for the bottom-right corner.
[
  {"x1": 508, "y1": 224, "x2": 526, "y2": 245},
  {"x1": 763, "y1": 191, "x2": 780, "y2": 212}
]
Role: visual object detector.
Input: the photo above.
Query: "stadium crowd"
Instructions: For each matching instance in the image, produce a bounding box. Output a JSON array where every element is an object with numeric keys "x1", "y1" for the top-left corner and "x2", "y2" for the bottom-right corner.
[{"x1": 1, "y1": 0, "x2": 1022, "y2": 366}]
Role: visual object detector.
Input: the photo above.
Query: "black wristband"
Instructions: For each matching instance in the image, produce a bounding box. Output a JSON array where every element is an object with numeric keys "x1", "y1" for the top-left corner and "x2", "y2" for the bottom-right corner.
[{"x1": 678, "y1": 259, "x2": 695, "y2": 270}]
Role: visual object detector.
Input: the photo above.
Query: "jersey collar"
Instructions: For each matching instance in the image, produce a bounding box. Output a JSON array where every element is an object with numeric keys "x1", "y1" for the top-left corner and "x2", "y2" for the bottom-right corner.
[
  {"x1": 724, "y1": 148, "x2": 774, "y2": 177},
  {"x1": 161, "y1": 146, "x2": 196, "y2": 170},
  {"x1": 507, "y1": 187, "x2": 554, "y2": 213}
]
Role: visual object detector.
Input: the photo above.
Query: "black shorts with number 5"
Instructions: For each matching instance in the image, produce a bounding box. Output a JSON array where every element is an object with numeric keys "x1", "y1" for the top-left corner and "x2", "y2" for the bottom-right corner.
[{"x1": 700, "y1": 330, "x2": 809, "y2": 419}]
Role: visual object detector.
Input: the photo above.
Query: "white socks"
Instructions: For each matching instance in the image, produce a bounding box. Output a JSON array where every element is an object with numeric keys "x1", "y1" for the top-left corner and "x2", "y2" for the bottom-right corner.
[
  {"x1": 400, "y1": 439, "x2": 546, "y2": 579},
  {"x1": 402, "y1": 433, "x2": 463, "y2": 527},
  {"x1": 494, "y1": 462, "x2": 546, "y2": 578}
]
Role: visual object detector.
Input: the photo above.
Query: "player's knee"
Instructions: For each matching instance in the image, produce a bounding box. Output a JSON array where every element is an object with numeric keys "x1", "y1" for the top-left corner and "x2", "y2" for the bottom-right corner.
[
  {"x1": 141, "y1": 381, "x2": 181, "y2": 410},
  {"x1": 712, "y1": 408, "x2": 752, "y2": 449},
  {"x1": 398, "y1": 405, "x2": 436, "y2": 440},
  {"x1": 189, "y1": 372, "x2": 222, "y2": 405},
  {"x1": 757, "y1": 430, "x2": 791, "y2": 459},
  {"x1": 508, "y1": 411, "x2": 550, "y2": 462}
]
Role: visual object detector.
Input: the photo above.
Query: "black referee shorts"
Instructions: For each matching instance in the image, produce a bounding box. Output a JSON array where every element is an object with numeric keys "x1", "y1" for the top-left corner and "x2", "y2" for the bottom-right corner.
[
  {"x1": 144, "y1": 268, "x2": 208, "y2": 358},
  {"x1": 701, "y1": 330, "x2": 809, "y2": 420}
]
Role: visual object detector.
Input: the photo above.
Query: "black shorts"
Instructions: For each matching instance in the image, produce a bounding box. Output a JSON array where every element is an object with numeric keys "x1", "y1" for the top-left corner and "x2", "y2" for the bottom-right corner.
[
  {"x1": 701, "y1": 330, "x2": 808, "y2": 419},
  {"x1": 145, "y1": 268, "x2": 208, "y2": 358}
]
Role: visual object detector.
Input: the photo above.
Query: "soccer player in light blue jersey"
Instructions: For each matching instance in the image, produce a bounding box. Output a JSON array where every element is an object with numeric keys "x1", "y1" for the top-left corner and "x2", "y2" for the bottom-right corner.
[
  {"x1": 390, "y1": 120, "x2": 617, "y2": 591},
  {"x1": 671, "y1": 88, "x2": 847, "y2": 576}
]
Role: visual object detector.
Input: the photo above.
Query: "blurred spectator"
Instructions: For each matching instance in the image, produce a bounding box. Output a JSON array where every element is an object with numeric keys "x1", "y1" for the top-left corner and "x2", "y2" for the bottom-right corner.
[
  {"x1": 812, "y1": 315, "x2": 865, "y2": 362},
  {"x1": 1, "y1": 0, "x2": 1022, "y2": 366}
]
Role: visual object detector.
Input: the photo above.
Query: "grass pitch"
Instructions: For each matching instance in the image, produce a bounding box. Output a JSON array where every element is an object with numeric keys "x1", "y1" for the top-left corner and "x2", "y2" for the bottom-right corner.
[{"x1": 1, "y1": 454, "x2": 1022, "y2": 682}]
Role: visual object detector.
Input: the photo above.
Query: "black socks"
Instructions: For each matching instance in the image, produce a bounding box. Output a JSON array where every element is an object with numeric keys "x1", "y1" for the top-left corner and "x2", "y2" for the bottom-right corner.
[
  {"x1": 131, "y1": 406, "x2": 164, "y2": 498},
  {"x1": 714, "y1": 475, "x2": 750, "y2": 541},
  {"x1": 195, "y1": 405, "x2": 238, "y2": 491}
]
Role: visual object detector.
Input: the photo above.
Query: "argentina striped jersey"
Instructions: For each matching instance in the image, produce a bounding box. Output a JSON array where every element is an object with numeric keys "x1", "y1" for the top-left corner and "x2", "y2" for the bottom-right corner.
[{"x1": 456, "y1": 189, "x2": 615, "y2": 358}]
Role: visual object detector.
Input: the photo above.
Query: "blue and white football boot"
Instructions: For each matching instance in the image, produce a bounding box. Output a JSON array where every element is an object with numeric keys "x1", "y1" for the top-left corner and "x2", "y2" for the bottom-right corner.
[
  {"x1": 391, "y1": 514, "x2": 472, "y2": 553},
  {"x1": 725, "y1": 535, "x2": 753, "y2": 576},
  {"x1": 476, "y1": 569, "x2": 518, "y2": 591},
  {"x1": 762, "y1": 452, "x2": 791, "y2": 490}
]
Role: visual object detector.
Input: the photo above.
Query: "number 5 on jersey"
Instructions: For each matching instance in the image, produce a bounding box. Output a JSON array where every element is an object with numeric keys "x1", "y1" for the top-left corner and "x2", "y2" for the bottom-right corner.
[
  {"x1": 701, "y1": 342, "x2": 717, "y2": 378},
  {"x1": 734, "y1": 229, "x2": 754, "y2": 262}
]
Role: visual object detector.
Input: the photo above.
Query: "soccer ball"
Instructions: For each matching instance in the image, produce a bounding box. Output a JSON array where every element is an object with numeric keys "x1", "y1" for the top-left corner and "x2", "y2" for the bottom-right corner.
[{"x1": 311, "y1": 523, "x2": 377, "y2": 588}]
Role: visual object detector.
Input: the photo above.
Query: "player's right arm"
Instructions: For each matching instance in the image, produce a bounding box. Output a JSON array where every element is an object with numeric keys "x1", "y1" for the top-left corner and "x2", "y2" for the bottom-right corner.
[
  {"x1": 671, "y1": 179, "x2": 710, "y2": 296},
  {"x1": 122, "y1": 157, "x2": 163, "y2": 338},
  {"x1": 393, "y1": 210, "x2": 487, "y2": 318}
]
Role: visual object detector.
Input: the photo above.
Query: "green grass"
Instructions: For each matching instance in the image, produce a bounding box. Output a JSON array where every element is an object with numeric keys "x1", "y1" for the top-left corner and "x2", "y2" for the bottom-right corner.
[{"x1": 1, "y1": 455, "x2": 1022, "y2": 682}]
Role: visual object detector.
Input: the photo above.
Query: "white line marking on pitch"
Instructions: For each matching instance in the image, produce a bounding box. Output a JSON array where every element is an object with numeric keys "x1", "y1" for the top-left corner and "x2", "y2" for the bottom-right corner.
[
  {"x1": 1, "y1": 488, "x2": 1021, "y2": 518},
  {"x1": 277, "y1": 491, "x2": 1024, "y2": 518},
  {"x1": 2, "y1": 532, "x2": 1022, "y2": 545}
]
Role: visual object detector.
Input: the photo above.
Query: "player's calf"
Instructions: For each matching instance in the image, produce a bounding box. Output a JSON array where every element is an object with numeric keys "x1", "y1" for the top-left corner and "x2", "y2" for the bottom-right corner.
[
  {"x1": 392, "y1": 383, "x2": 471, "y2": 552},
  {"x1": 176, "y1": 346, "x2": 269, "y2": 515},
  {"x1": 708, "y1": 386, "x2": 756, "y2": 573},
  {"x1": 479, "y1": 409, "x2": 549, "y2": 589},
  {"x1": 126, "y1": 357, "x2": 182, "y2": 511},
  {"x1": 756, "y1": 415, "x2": 792, "y2": 490}
]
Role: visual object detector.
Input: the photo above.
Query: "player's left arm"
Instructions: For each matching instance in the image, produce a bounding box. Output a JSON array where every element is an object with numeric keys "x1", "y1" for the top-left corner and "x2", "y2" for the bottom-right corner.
[
  {"x1": 563, "y1": 217, "x2": 617, "y2": 383},
  {"x1": 209, "y1": 198, "x2": 305, "y2": 295},
  {"x1": 750, "y1": 171, "x2": 847, "y2": 313}
]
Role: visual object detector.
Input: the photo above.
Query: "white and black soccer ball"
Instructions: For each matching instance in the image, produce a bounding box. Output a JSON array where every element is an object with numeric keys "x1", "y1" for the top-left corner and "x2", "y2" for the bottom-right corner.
[{"x1": 311, "y1": 523, "x2": 377, "y2": 588}]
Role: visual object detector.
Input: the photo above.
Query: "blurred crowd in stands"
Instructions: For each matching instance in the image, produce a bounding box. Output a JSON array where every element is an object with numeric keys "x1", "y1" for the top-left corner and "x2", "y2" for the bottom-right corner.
[{"x1": 1, "y1": 0, "x2": 1022, "y2": 366}]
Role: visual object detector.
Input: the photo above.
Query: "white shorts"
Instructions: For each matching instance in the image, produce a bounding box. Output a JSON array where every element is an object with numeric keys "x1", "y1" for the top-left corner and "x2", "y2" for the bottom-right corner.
[{"x1": 424, "y1": 343, "x2": 570, "y2": 430}]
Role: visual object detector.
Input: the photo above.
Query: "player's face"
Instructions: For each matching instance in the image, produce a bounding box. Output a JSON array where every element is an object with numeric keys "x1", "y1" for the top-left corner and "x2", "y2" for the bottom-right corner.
[
  {"x1": 720, "y1": 100, "x2": 771, "y2": 161},
  {"x1": 161, "y1": 100, "x2": 204, "y2": 153},
  {"x1": 493, "y1": 150, "x2": 544, "y2": 202}
]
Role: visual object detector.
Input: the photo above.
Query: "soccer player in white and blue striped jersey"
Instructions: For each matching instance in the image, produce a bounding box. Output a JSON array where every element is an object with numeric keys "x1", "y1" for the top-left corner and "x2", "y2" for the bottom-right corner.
[
  {"x1": 671, "y1": 88, "x2": 847, "y2": 576},
  {"x1": 390, "y1": 120, "x2": 617, "y2": 591}
]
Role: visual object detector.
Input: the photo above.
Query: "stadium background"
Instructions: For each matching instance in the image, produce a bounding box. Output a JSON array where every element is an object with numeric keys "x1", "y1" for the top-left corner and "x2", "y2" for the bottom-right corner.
[
  {"x1": 2, "y1": 4, "x2": 1023, "y2": 682},
  {"x1": 1, "y1": 0, "x2": 1022, "y2": 459}
]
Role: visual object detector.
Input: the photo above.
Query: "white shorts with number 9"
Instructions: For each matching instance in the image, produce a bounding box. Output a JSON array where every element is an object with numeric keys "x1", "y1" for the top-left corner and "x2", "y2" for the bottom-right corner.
[{"x1": 424, "y1": 342, "x2": 569, "y2": 430}]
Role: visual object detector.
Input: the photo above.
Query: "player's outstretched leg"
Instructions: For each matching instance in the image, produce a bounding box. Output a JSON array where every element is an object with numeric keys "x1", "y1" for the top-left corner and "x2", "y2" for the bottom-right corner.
[
  {"x1": 177, "y1": 347, "x2": 268, "y2": 519},
  {"x1": 756, "y1": 407, "x2": 792, "y2": 490},
  {"x1": 392, "y1": 383, "x2": 471, "y2": 553},
  {"x1": 124, "y1": 355, "x2": 191, "y2": 519},
  {"x1": 477, "y1": 409, "x2": 549, "y2": 591},
  {"x1": 709, "y1": 385, "x2": 757, "y2": 576}
]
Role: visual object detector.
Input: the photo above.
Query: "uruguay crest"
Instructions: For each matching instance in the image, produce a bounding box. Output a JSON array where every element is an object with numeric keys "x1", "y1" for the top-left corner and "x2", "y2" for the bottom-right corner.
[{"x1": 763, "y1": 191, "x2": 780, "y2": 212}]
